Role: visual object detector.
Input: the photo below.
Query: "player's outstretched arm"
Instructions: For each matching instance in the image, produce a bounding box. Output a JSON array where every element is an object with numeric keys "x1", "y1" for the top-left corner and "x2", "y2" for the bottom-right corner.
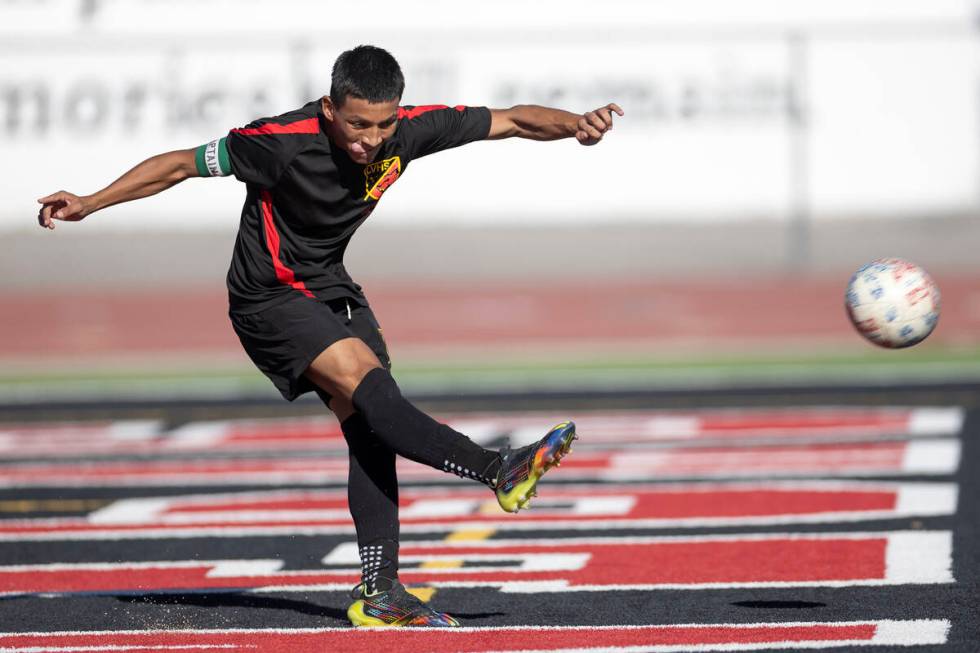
[
  {"x1": 37, "y1": 148, "x2": 200, "y2": 230},
  {"x1": 487, "y1": 103, "x2": 623, "y2": 145}
]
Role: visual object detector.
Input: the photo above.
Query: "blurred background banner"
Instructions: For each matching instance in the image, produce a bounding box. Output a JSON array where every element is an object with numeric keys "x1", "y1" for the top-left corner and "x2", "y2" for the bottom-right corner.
[
  {"x1": 2, "y1": 0, "x2": 979, "y2": 227},
  {"x1": 2, "y1": 0, "x2": 979, "y2": 398}
]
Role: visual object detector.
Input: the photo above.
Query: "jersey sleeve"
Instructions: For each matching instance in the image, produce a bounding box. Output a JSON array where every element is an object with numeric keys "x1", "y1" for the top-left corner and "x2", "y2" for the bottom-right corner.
[
  {"x1": 223, "y1": 129, "x2": 293, "y2": 188},
  {"x1": 398, "y1": 105, "x2": 491, "y2": 160},
  {"x1": 220, "y1": 116, "x2": 320, "y2": 187}
]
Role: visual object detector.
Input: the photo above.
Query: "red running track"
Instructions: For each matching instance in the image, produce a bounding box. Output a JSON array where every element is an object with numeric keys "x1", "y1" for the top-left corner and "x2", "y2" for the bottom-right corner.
[{"x1": 3, "y1": 278, "x2": 979, "y2": 359}]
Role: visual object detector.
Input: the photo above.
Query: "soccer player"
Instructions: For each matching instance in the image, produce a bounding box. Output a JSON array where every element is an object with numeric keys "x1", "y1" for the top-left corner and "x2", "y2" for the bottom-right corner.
[{"x1": 37, "y1": 45, "x2": 622, "y2": 627}]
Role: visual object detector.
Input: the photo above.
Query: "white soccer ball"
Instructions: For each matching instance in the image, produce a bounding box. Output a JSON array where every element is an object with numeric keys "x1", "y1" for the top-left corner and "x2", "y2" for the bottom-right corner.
[{"x1": 845, "y1": 258, "x2": 940, "y2": 348}]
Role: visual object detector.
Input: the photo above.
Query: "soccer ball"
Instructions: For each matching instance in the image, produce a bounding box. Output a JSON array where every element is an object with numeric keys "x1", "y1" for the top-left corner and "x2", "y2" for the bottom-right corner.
[{"x1": 845, "y1": 258, "x2": 940, "y2": 349}]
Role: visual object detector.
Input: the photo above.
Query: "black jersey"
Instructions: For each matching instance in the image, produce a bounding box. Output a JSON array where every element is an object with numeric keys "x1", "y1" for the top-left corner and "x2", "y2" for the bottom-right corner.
[{"x1": 195, "y1": 101, "x2": 491, "y2": 313}]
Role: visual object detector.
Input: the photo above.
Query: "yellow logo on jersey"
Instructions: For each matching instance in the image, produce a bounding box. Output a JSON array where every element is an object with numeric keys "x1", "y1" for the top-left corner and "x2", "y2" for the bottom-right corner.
[{"x1": 364, "y1": 156, "x2": 402, "y2": 201}]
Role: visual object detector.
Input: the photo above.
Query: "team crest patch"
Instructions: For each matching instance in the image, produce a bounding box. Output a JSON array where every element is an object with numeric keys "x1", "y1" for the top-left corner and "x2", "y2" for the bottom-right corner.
[{"x1": 364, "y1": 156, "x2": 402, "y2": 201}]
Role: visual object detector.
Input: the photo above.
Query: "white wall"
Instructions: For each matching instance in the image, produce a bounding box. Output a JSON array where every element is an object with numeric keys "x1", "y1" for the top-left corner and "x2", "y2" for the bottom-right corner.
[{"x1": 2, "y1": 0, "x2": 978, "y2": 231}]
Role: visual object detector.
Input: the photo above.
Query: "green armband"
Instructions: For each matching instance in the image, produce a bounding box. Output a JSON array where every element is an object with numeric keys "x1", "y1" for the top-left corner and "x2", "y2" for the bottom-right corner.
[{"x1": 194, "y1": 137, "x2": 231, "y2": 177}]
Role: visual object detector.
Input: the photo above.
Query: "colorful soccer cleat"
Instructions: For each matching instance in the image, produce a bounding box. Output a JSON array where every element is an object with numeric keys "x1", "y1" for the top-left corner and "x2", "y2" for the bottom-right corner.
[
  {"x1": 347, "y1": 579, "x2": 460, "y2": 627},
  {"x1": 495, "y1": 420, "x2": 576, "y2": 513}
]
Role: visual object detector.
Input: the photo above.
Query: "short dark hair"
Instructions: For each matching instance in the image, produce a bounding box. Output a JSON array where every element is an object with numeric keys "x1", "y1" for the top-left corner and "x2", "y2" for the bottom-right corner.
[{"x1": 330, "y1": 45, "x2": 405, "y2": 108}]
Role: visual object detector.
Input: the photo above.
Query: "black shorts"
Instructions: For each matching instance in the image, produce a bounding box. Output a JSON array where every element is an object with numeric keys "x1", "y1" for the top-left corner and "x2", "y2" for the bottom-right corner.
[{"x1": 229, "y1": 296, "x2": 392, "y2": 401}]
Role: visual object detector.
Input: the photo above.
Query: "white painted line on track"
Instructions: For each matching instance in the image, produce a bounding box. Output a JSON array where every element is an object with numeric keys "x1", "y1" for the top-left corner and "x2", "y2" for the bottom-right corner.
[
  {"x1": 204, "y1": 560, "x2": 284, "y2": 578},
  {"x1": 894, "y1": 484, "x2": 958, "y2": 516},
  {"x1": 0, "y1": 620, "x2": 950, "y2": 651},
  {"x1": 908, "y1": 407, "x2": 964, "y2": 437},
  {"x1": 901, "y1": 440, "x2": 962, "y2": 474},
  {"x1": 885, "y1": 532, "x2": 954, "y2": 584},
  {"x1": 164, "y1": 421, "x2": 231, "y2": 449},
  {"x1": 871, "y1": 618, "x2": 951, "y2": 645},
  {"x1": 86, "y1": 498, "x2": 173, "y2": 525}
]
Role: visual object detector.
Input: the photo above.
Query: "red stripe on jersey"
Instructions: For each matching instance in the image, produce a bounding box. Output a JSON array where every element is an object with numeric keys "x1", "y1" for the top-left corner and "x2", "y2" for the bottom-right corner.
[
  {"x1": 260, "y1": 190, "x2": 314, "y2": 299},
  {"x1": 397, "y1": 105, "x2": 466, "y2": 120},
  {"x1": 232, "y1": 117, "x2": 319, "y2": 136}
]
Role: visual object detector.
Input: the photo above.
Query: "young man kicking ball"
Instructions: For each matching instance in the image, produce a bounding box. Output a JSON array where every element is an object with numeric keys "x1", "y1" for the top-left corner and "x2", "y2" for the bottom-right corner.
[{"x1": 37, "y1": 45, "x2": 622, "y2": 627}]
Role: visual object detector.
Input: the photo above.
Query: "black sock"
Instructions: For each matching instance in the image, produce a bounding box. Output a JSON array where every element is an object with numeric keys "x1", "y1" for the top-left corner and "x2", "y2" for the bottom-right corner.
[
  {"x1": 352, "y1": 368, "x2": 501, "y2": 486},
  {"x1": 341, "y1": 413, "x2": 399, "y2": 592},
  {"x1": 358, "y1": 538, "x2": 399, "y2": 594}
]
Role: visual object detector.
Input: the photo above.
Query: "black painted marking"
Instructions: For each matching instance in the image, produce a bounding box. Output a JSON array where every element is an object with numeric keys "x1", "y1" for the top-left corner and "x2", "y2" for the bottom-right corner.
[{"x1": 732, "y1": 600, "x2": 827, "y2": 609}]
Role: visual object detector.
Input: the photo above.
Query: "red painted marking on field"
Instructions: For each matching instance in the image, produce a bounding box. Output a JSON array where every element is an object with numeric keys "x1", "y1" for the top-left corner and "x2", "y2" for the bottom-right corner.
[
  {"x1": 195, "y1": 407, "x2": 951, "y2": 448},
  {"x1": 547, "y1": 440, "x2": 959, "y2": 478},
  {"x1": 0, "y1": 408, "x2": 960, "y2": 459},
  {"x1": 0, "y1": 421, "x2": 142, "y2": 439},
  {"x1": 561, "y1": 445, "x2": 905, "y2": 476},
  {"x1": 0, "y1": 420, "x2": 162, "y2": 457},
  {"x1": 217, "y1": 421, "x2": 344, "y2": 443},
  {"x1": 0, "y1": 418, "x2": 346, "y2": 457},
  {"x1": 136, "y1": 485, "x2": 900, "y2": 519},
  {"x1": 168, "y1": 488, "x2": 895, "y2": 519},
  {"x1": 0, "y1": 483, "x2": 931, "y2": 539},
  {"x1": 0, "y1": 532, "x2": 950, "y2": 595},
  {"x1": 165, "y1": 417, "x2": 346, "y2": 452},
  {"x1": 204, "y1": 407, "x2": 960, "y2": 450},
  {"x1": 413, "y1": 539, "x2": 887, "y2": 585},
  {"x1": 0, "y1": 621, "x2": 946, "y2": 652},
  {"x1": 0, "y1": 457, "x2": 356, "y2": 487},
  {"x1": 497, "y1": 407, "x2": 961, "y2": 446},
  {"x1": 0, "y1": 440, "x2": 956, "y2": 487}
]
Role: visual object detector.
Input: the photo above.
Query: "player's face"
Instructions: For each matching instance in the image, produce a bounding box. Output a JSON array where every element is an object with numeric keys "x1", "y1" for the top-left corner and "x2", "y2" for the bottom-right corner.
[{"x1": 322, "y1": 96, "x2": 399, "y2": 164}]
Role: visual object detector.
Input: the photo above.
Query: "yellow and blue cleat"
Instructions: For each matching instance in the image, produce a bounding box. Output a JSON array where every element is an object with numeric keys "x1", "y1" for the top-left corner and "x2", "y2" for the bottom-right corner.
[
  {"x1": 347, "y1": 579, "x2": 460, "y2": 628},
  {"x1": 495, "y1": 420, "x2": 577, "y2": 513}
]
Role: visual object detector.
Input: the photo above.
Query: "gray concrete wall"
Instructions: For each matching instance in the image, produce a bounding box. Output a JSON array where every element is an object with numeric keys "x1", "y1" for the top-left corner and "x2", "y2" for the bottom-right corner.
[{"x1": 4, "y1": 213, "x2": 978, "y2": 290}]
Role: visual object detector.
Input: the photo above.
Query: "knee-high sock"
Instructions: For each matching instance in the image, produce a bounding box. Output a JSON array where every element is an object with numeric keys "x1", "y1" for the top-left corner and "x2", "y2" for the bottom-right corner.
[
  {"x1": 352, "y1": 368, "x2": 501, "y2": 486},
  {"x1": 341, "y1": 413, "x2": 399, "y2": 592}
]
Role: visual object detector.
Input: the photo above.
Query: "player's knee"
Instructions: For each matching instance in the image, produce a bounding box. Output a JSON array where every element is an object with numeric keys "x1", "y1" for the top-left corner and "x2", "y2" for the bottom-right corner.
[
  {"x1": 306, "y1": 339, "x2": 382, "y2": 401},
  {"x1": 333, "y1": 358, "x2": 382, "y2": 400},
  {"x1": 329, "y1": 396, "x2": 356, "y2": 422},
  {"x1": 314, "y1": 385, "x2": 359, "y2": 428}
]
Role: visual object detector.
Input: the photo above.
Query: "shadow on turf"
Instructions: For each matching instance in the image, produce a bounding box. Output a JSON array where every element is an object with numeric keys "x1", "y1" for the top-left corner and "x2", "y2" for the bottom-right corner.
[
  {"x1": 114, "y1": 592, "x2": 504, "y2": 622},
  {"x1": 115, "y1": 592, "x2": 347, "y2": 620}
]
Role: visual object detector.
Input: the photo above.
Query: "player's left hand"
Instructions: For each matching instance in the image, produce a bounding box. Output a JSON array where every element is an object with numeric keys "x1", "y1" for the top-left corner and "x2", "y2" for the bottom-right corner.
[
  {"x1": 36, "y1": 191, "x2": 90, "y2": 230},
  {"x1": 575, "y1": 103, "x2": 624, "y2": 146}
]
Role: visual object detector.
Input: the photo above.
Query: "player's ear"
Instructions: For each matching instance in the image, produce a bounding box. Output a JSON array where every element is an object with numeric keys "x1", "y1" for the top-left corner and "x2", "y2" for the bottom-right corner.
[{"x1": 321, "y1": 96, "x2": 335, "y2": 121}]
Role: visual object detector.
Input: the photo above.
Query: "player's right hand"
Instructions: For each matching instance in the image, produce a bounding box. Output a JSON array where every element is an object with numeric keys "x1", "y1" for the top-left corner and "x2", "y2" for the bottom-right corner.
[
  {"x1": 37, "y1": 191, "x2": 90, "y2": 230},
  {"x1": 575, "y1": 103, "x2": 624, "y2": 146}
]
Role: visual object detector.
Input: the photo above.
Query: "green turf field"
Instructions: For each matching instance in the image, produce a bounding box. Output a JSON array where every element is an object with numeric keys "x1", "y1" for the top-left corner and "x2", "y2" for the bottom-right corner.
[{"x1": 3, "y1": 344, "x2": 979, "y2": 401}]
